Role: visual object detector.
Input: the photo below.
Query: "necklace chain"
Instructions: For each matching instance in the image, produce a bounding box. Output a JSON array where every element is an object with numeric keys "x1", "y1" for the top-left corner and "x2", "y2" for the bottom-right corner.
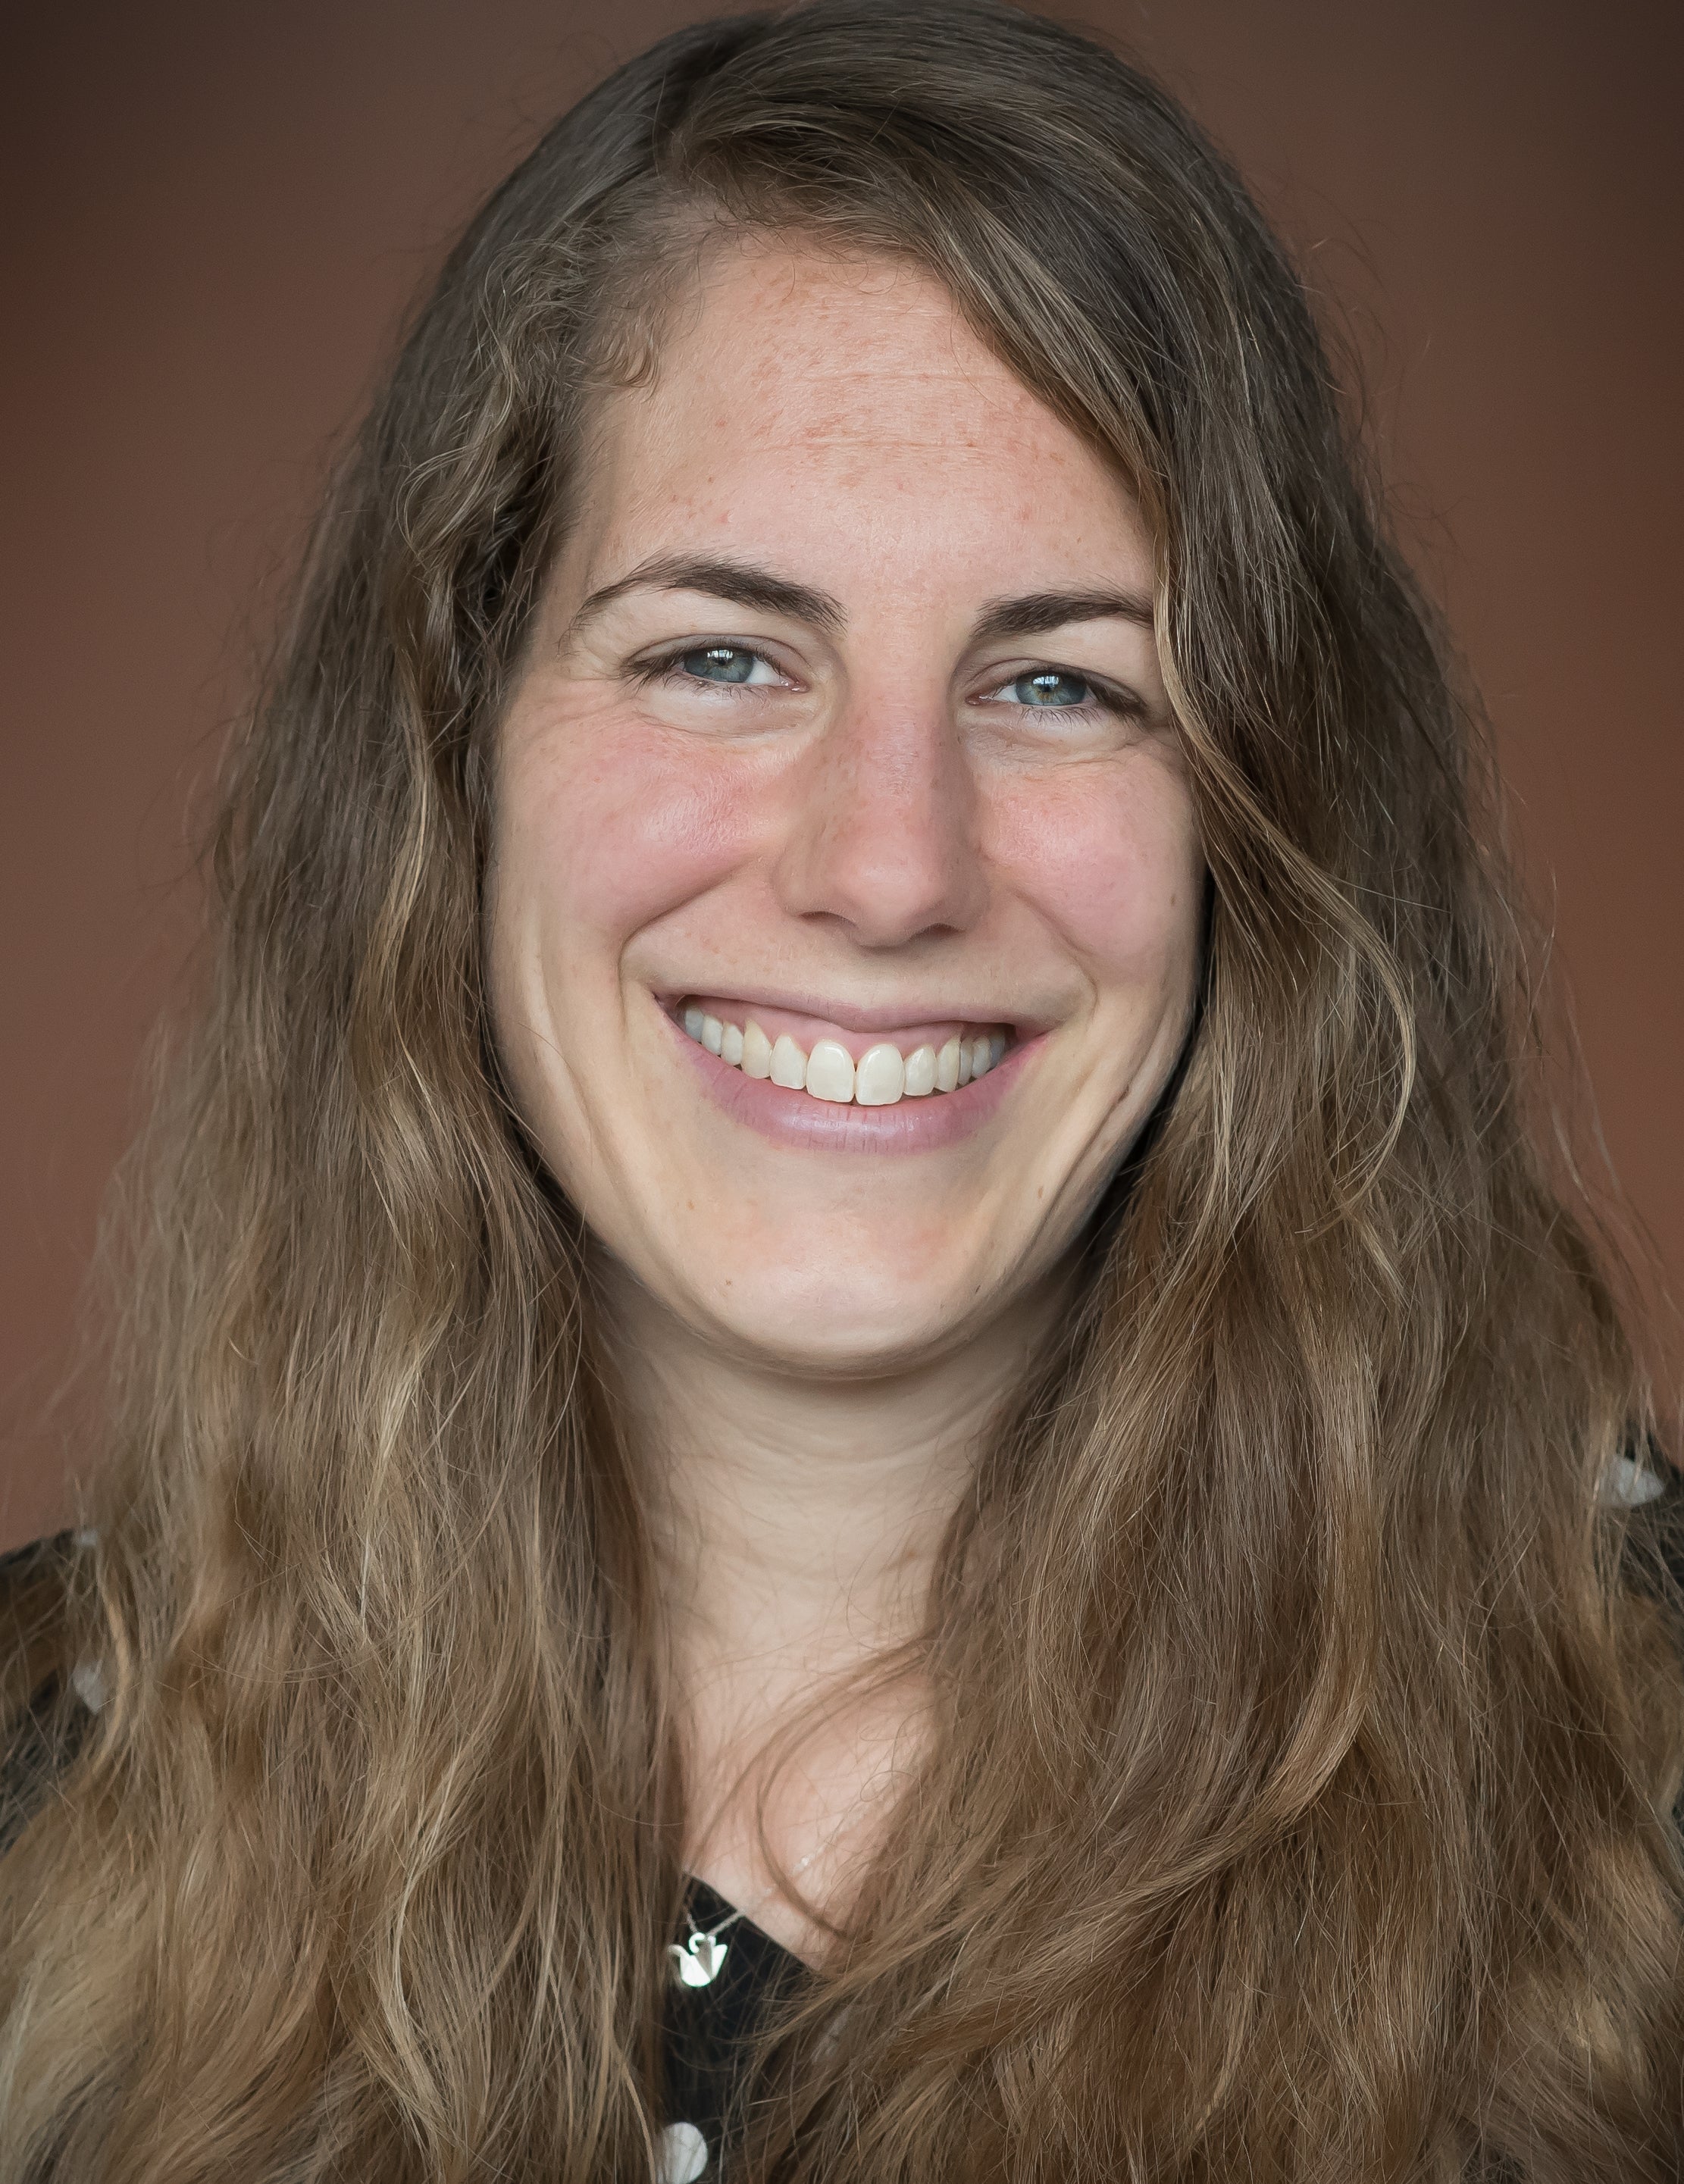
[{"x1": 668, "y1": 1842, "x2": 825, "y2": 1988}]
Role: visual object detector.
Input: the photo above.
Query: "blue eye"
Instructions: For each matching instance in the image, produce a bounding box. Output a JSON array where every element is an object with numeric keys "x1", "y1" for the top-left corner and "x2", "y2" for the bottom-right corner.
[
  {"x1": 1006, "y1": 669, "x2": 1094, "y2": 709},
  {"x1": 677, "y1": 645, "x2": 764, "y2": 685}
]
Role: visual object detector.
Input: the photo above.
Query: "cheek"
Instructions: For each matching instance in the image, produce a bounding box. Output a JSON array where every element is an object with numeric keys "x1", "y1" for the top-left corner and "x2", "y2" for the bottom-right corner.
[
  {"x1": 499, "y1": 695, "x2": 764, "y2": 965},
  {"x1": 988, "y1": 759, "x2": 1203, "y2": 991}
]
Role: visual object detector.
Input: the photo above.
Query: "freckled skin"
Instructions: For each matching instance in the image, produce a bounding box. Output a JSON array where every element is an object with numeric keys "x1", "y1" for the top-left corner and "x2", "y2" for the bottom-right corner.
[{"x1": 488, "y1": 242, "x2": 1204, "y2": 1373}]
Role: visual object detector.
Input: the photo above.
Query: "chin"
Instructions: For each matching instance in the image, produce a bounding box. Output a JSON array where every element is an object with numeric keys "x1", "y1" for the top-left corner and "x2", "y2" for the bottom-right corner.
[{"x1": 687, "y1": 1260, "x2": 986, "y2": 1378}]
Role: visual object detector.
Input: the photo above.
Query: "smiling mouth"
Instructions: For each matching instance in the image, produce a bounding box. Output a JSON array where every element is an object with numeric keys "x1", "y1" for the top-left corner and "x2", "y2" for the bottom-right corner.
[{"x1": 675, "y1": 997, "x2": 1010, "y2": 1109}]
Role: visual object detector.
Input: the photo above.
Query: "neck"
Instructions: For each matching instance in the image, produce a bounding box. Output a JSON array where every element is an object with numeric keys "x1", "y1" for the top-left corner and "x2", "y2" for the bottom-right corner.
[{"x1": 598, "y1": 1259, "x2": 1067, "y2": 1952}]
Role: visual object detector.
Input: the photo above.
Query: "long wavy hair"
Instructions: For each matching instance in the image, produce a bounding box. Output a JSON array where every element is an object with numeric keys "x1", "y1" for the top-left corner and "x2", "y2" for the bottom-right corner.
[{"x1": 2, "y1": 4, "x2": 1680, "y2": 2177}]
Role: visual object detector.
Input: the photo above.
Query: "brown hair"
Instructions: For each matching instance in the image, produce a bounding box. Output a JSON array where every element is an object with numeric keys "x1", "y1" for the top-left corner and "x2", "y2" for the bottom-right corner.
[{"x1": 2, "y1": 4, "x2": 1681, "y2": 2176}]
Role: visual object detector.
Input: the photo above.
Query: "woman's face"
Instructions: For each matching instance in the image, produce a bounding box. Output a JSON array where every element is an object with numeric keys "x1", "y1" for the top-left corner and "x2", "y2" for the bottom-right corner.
[{"x1": 490, "y1": 242, "x2": 1203, "y2": 1372}]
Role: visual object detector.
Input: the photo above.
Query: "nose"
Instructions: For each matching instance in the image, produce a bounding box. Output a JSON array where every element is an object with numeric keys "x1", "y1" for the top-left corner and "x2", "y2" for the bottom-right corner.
[{"x1": 770, "y1": 686, "x2": 988, "y2": 947}]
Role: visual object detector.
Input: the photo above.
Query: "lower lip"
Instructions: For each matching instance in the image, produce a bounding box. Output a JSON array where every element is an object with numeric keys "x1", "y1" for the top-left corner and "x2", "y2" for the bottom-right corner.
[{"x1": 668, "y1": 1015, "x2": 1036, "y2": 1154}]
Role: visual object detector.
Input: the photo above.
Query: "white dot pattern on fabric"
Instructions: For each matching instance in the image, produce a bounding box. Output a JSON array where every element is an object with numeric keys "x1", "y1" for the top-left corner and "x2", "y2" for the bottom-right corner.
[
  {"x1": 70, "y1": 1660, "x2": 108, "y2": 1714},
  {"x1": 1603, "y1": 1455, "x2": 1668, "y2": 1508},
  {"x1": 656, "y1": 2119, "x2": 709, "y2": 2183}
]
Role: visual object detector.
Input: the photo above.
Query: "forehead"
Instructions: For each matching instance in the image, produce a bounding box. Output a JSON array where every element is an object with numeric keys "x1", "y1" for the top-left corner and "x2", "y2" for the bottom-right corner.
[
  {"x1": 574, "y1": 238, "x2": 1147, "y2": 579},
  {"x1": 659, "y1": 242, "x2": 1038, "y2": 440}
]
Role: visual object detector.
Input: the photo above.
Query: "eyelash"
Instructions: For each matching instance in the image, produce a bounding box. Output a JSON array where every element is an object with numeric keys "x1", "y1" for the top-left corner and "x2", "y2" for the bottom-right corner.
[
  {"x1": 632, "y1": 643, "x2": 1144, "y2": 721},
  {"x1": 977, "y1": 668, "x2": 1144, "y2": 724},
  {"x1": 632, "y1": 643, "x2": 792, "y2": 694}
]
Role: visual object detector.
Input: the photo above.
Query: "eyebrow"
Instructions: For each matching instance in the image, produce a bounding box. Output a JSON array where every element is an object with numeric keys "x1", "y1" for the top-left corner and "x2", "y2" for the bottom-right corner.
[
  {"x1": 563, "y1": 555, "x2": 1154, "y2": 648},
  {"x1": 970, "y1": 588, "x2": 1155, "y2": 643},
  {"x1": 565, "y1": 554, "x2": 847, "y2": 641}
]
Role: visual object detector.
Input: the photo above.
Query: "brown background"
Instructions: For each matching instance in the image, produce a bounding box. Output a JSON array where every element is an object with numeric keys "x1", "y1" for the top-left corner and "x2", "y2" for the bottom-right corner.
[{"x1": 2, "y1": 0, "x2": 1679, "y2": 1549}]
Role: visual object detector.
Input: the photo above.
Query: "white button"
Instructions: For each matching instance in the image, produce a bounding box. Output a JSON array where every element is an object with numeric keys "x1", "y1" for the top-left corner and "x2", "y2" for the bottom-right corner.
[{"x1": 656, "y1": 2119, "x2": 709, "y2": 2182}]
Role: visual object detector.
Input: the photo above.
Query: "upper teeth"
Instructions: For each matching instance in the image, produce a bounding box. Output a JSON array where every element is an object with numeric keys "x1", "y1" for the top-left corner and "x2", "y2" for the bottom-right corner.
[{"x1": 679, "y1": 1006, "x2": 1007, "y2": 1106}]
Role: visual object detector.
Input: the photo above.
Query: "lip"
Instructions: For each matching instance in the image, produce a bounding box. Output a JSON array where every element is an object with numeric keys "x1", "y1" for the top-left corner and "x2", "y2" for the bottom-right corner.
[{"x1": 663, "y1": 1003, "x2": 1039, "y2": 1154}]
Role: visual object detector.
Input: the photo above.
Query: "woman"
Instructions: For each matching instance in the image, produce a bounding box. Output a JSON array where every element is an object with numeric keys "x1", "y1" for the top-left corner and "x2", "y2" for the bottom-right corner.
[{"x1": 2, "y1": 3, "x2": 1680, "y2": 2177}]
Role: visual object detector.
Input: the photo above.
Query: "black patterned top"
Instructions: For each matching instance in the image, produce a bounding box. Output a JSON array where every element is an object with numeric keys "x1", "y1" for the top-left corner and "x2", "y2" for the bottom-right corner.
[
  {"x1": 0, "y1": 1534, "x2": 808, "y2": 2182},
  {"x1": 4, "y1": 1467, "x2": 1681, "y2": 2179},
  {"x1": 661, "y1": 1876, "x2": 805, "y2": 2177}
]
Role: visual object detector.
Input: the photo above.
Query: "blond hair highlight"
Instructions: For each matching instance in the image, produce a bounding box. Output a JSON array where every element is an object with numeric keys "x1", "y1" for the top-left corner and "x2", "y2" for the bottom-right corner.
[{"x1": 3, "y1": 5, "x2": 1682, "y2": 2178}]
